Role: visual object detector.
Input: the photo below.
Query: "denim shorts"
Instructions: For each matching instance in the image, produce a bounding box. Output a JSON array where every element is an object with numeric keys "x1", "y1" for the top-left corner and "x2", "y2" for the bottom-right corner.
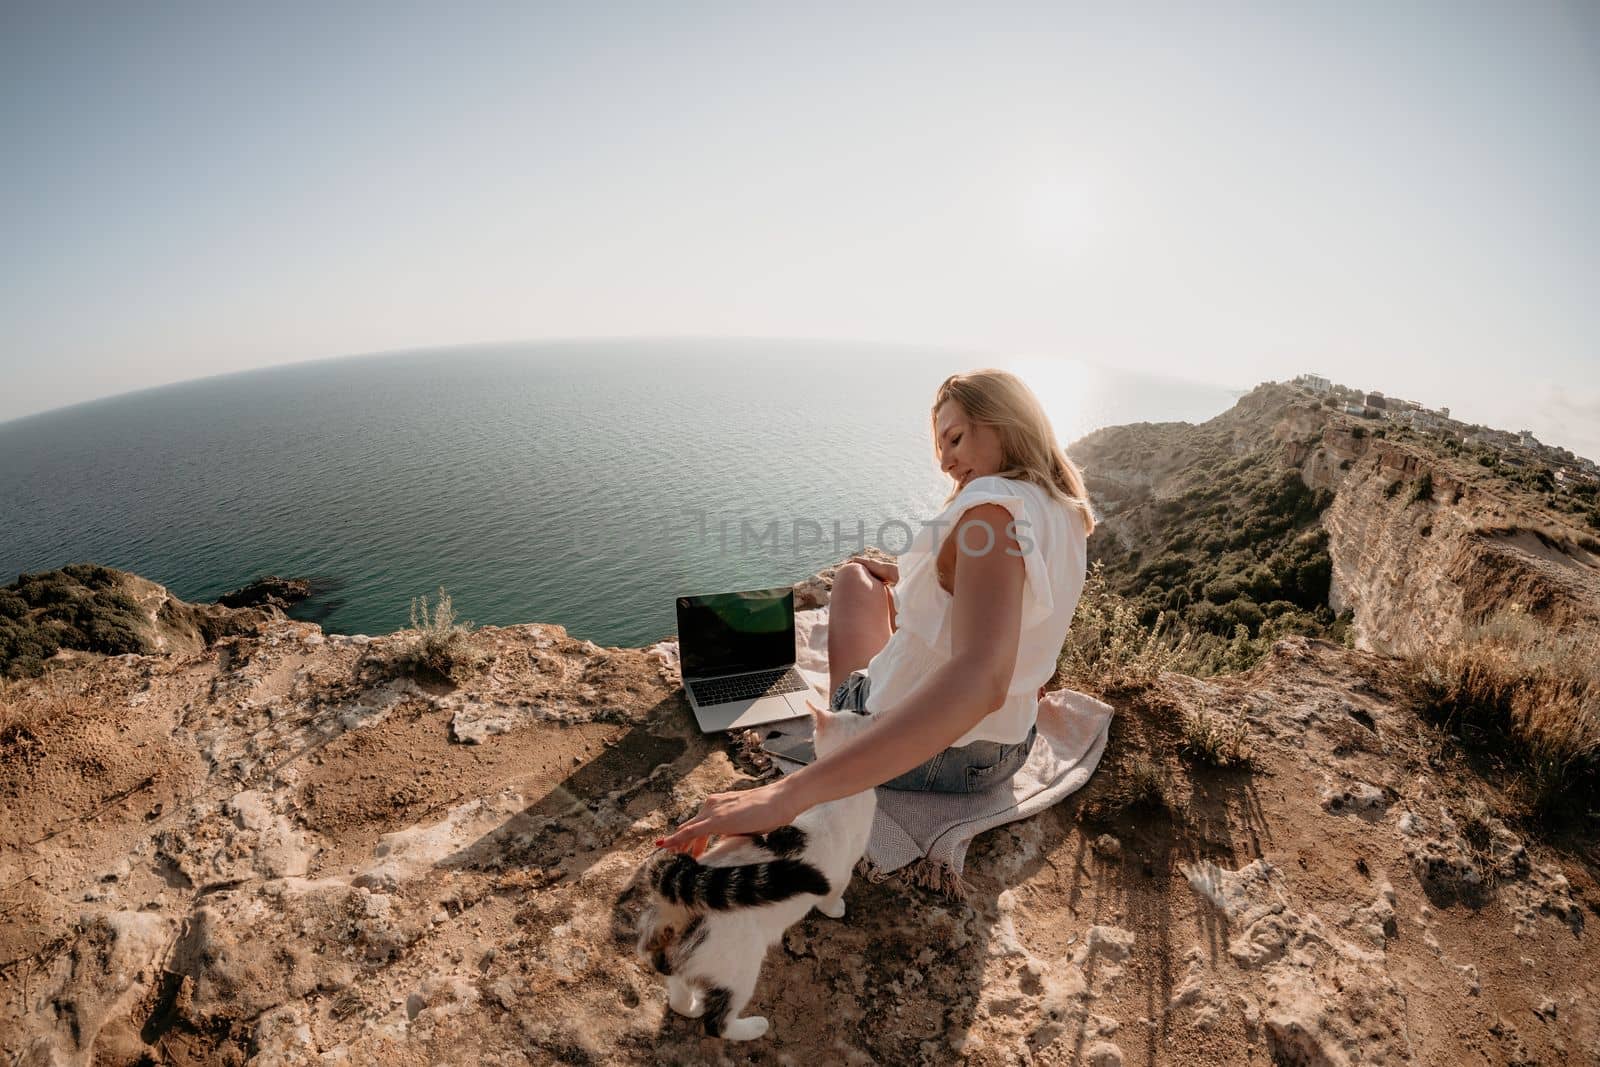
[{"x1": 829, "y1": 669, "x2": 1036, "y2": 793}]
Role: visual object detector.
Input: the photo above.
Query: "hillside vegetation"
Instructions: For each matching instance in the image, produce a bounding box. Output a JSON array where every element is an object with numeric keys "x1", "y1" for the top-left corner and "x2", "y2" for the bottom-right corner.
[
  {"x1": 1067, "y1": 382, "x2": 1600, "y2": 823},
  {"x1": 1, "y1": 564, "x2": 261, "y2": 679},
  {"x1": 1072, "y1": 387, "x2": 1347, "y2": 674}
]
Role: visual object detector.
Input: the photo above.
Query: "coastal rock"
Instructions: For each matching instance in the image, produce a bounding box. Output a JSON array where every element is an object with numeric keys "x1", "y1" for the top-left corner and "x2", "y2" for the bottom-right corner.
[{"x1": 217, "y1": 574, "x2": 313, "y2": 612}]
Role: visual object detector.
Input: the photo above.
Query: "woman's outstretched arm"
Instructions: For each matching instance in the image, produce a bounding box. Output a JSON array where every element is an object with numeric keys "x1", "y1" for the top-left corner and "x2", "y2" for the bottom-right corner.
[{"x1": 659, "y1": 504, "x2": 1025, "y2": 851}]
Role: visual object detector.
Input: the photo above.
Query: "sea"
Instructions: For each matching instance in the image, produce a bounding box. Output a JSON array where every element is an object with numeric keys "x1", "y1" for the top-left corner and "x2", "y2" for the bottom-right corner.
[{"x1": 1, "y1": 340, "x2": 1241, "y2": 647}]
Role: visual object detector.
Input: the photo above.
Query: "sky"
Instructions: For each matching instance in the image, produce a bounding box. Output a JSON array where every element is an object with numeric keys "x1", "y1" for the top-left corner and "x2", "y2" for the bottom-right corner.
[{"x1": 3, "y1": 2, "x2": 1597, "y2": 457}]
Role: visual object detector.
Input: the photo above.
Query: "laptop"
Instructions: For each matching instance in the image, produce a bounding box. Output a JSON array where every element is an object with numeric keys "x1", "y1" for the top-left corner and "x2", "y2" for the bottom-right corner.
[{"x1": 677, "y1": 586, "x2": 815, "y2": 732}]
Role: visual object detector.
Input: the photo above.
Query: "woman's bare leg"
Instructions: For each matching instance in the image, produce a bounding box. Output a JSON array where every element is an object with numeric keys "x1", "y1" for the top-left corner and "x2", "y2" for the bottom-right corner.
[{"x1": 828, "y1": 563, "x2": 895, "y2": 695}]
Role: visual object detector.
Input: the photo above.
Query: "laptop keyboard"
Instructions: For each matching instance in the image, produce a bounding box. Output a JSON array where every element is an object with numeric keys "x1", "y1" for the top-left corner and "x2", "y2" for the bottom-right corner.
[{"x1": 689, "y1": 667, "x2": 808, "y2": 706}]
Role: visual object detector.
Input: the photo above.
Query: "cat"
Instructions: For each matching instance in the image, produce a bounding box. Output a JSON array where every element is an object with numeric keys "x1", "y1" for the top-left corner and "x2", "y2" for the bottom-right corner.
[{"x1": 635, "y1": 703, "x2": 878, "y2": 1041}]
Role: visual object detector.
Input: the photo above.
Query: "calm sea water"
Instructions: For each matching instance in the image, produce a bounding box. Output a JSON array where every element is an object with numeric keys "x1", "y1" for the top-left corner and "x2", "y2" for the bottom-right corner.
[{"x1": 1, "y1": 340, "x2": 1239, "y2": 646}]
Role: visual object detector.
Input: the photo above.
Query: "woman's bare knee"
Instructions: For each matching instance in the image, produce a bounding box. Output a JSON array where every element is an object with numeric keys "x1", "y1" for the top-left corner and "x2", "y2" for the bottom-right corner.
[
  {"x1": 828, "y1": 563, "x2": 892, "y2": 691},
  {"x1": 833, "y1": 561, "x2": 874, "y2": 593}
]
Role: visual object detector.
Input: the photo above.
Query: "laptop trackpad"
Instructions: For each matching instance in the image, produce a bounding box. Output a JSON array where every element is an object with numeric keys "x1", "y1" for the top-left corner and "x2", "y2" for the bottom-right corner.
[{"x1": 694, "y1": 694, "x2": 807, "y2": 733}]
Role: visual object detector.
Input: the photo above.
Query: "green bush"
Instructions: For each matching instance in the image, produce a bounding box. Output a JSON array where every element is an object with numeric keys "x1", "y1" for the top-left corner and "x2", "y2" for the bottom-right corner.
[{"x1": 0, "y1": 566, "x2": 151, "y2": 678}]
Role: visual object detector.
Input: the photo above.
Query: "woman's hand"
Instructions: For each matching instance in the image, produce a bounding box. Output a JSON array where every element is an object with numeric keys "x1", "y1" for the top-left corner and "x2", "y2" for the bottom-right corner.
[
  {"x1": 656, "y1": 778, "x2": 806, "y2": 855},
  {"x1": 849, "y1": 555, "x2": 899, "y2": 586}
]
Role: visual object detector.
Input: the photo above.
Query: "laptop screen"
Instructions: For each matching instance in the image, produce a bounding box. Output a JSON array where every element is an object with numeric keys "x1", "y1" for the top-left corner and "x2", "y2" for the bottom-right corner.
[{"x1": 676, "y1": 587, "x2": 795, "y2": 678}]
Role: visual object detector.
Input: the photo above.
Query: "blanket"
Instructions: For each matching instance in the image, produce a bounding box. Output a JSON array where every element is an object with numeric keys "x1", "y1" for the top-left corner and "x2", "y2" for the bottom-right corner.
[{"x1": 775, "y1": 607, "x2": 1114, "y2": 898}]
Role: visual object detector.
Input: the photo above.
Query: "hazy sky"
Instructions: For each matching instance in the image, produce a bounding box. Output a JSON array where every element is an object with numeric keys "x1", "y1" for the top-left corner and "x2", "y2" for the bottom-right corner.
[{"x1": 3, "y1": 3, "x2": 1597, "y2": 456}]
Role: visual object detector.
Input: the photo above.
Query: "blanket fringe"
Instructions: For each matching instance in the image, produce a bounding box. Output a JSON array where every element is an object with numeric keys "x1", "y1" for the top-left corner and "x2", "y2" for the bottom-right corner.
[{"x1": 857, "y1": 857, "x2": 969, "y2": 902}]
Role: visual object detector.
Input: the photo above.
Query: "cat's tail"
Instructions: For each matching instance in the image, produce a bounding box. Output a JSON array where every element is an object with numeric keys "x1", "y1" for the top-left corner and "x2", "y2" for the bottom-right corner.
[{"x1": 651, "y1": 851, "x2": 830, "y2": 911}]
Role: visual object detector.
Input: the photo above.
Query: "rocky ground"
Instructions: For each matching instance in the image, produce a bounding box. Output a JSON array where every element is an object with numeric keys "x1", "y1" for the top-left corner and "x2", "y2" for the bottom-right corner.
[{"x1": 3, "y1": 568, "x2": 1597, "y2": 1065}]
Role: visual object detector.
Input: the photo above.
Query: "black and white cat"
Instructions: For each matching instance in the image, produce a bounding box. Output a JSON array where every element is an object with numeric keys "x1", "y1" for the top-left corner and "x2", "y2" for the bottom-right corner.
[{"x1": 636, "y1": 704, "x2": 878, "y2": 1040}]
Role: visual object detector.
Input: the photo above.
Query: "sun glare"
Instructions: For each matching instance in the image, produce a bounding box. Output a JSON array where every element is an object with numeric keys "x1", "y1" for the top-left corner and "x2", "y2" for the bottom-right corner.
[{"x1": 1003, "y1": 355, "x2": 1102, "y2": 445}]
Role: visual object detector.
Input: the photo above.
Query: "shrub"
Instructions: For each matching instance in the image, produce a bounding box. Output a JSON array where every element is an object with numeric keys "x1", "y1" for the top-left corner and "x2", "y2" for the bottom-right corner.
[
  {"x1": 1410, "y1": 609, "x2": 1600, "y2": 822},
  {"x1": 1180, "y1": 711, "x2": 1252, "y2": 768},
  {"x1": 1118, "y1": 755, "x2": 1172, "y2": 814},
  {"x1": 1384, "y1": 480, "x2": 1403, "y2": 499},
  {"x1": 1058, "y1": 564, "x2": 1191, "y2": 693},
  {"x1": 394, "y1": 587, "x2": 484, "y2": 684},
  {"x1": 1408, "y1": 472, "x2": 1435, "y2": 505}
]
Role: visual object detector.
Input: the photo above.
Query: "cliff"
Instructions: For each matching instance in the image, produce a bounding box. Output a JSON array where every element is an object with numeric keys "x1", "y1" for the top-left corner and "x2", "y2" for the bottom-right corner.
[
  {"x1": 1073, "y1": 382, "x2": 1600, "y2": 661},
  {"x1": 3, "y1": 386, "x2": 1599, "y2": 1065}
]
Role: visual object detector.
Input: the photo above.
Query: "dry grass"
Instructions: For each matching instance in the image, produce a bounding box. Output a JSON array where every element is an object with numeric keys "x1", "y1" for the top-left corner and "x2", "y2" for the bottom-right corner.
[
  {"x1": 1057, "y1": 564, "x2": 1192, "y2": 694},
  {"x1": 1123, "y1": 756, "x2": 1169, "y2": 810},
  {"x1": 0, "y1": 674, "x2": 77, "y2": 779},
  {"x1": 1179, "y1": 710, "x2": 1252, "y2": 769},
  {"x1": 1412, "y1": 608, "x2": 1600, "y2": 822},
  {"x1": 1478, "y1": 522, "x2": 1598, "y2": 557},
  {"x1": 391, "y1": 587, "x2": 485, "y2": 685},
  {"x1": 1100, "y1": 754, "x2": 1180, "y2": 820}
]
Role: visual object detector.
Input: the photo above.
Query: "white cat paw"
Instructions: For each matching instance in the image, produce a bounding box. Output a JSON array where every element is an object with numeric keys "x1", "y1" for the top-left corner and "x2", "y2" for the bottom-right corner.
[
  {"x1": 723, "y1": 1016, "x2": 769, "y2": 1041},
  {"x1": 817, "y1": 897, "x2": 846, "y2": 919}
]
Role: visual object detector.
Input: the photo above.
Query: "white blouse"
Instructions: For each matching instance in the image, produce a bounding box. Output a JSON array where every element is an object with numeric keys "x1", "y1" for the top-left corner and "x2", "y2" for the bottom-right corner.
[{"x1": 861, "y1": 474, "x2": 1088, "y2": 746}]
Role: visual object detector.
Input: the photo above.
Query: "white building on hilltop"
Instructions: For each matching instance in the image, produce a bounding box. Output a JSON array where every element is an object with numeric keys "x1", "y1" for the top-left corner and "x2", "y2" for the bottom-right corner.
[{"x1": 1294, "y1": 373, "x2": 1332, "y2": 394}]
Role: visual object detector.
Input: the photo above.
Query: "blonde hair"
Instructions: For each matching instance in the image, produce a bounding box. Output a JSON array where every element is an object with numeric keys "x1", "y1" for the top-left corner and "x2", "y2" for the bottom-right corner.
[{"x1": 931, "y1": 368, "x2": 1096, "y2": 536}]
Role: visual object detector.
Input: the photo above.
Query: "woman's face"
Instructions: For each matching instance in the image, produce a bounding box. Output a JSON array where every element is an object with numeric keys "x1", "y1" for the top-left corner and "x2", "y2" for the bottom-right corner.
[{"x1": 935, "y1": 400, "x2": 1005, "y2": 489}]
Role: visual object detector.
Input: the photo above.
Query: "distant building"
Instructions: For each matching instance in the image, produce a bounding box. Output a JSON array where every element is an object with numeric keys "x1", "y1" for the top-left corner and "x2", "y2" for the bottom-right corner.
[
  {"x1": 1365, "y1": 392, "x2": 1388, "y2": 411},
  {"x1": 1343, "y1": 402, "x2": 1368, "y2": 417},
  {"x1": 1397, "y1": 409, "x2": 1438, "y2": 431},
  {"x1": 1519, "y1": 429, "x2": 1539, "y2": 449},
  {"x1": 1294, "y1": 373, "x2": 1332, "y2": 394}
]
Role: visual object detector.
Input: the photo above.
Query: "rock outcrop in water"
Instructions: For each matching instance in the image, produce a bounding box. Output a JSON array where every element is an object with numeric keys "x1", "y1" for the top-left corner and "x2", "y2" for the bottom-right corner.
[
  {"x1": 3, "y1": 385, "x2": 1598, "y2": 1065},
  {"x1": 216, "y1": 576, "x2": 313, "y2": 614}
]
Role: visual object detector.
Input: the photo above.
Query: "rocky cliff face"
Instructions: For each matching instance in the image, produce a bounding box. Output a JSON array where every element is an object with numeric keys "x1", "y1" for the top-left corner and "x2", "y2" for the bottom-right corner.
[
  {"x1": 2, "y1": 558, "x2": 1597, "y2": 1065},
  {"x1": 1075, "y1": 383, "x2": 1600, "y2": 658},
  {"x1": 1312, "y1": 433, "x2": 1600, "y2": 656}
]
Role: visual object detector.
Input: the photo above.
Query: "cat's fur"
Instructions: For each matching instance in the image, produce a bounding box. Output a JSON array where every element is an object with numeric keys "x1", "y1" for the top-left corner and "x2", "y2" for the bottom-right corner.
[{"x1": 636, "y1": 705, "x2": 878, "y2": 1041}]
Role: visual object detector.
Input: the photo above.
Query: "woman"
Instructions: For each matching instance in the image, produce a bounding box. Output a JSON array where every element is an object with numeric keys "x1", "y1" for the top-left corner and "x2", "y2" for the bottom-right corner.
[{"x1": 658, "y1": 369, "x2": 1094, "y2": 855}]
